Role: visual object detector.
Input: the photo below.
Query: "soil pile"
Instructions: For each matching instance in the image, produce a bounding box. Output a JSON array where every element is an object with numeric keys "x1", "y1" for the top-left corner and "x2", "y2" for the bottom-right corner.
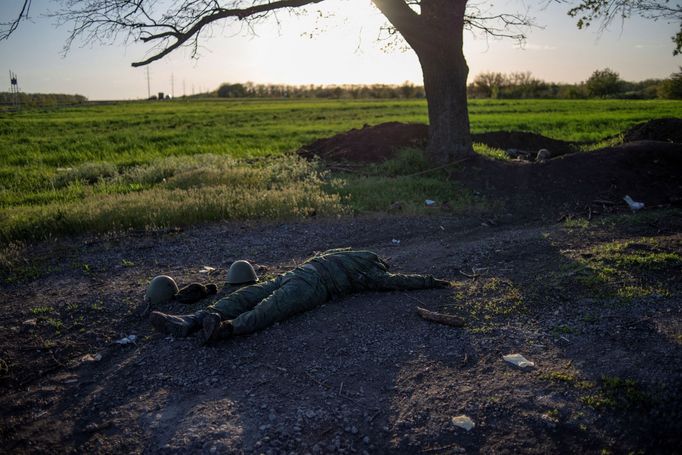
[
  {"x1": 297, "y1": 122, "x2": 577, "y2": 163},
  {"x1": 623, "y1": 118, "x2": 682, "y2": 143},
  {"x1": 298, "y1": 122, "x2": 428, "y2": 163},
  {"x1": 472, "y1": 131, "x2": 576, "y2": 157},
  {"x1": 455, "y1": 141, "x2": 682, "y2": 219}
]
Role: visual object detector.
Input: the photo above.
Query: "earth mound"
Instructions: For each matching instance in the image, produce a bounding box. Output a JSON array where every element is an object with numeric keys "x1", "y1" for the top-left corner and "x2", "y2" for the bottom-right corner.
[
  {"x1": 472, "y1": 131, "x2": 576, "y2": 157},
  {"x1": 455, "y1": 140, "x2": 682, "y2": 218},
  {"x1": 623, "y1": 118, "x2": 682, "y2": 143},
  {"x1": 297, "y1": 122, "x2": 576, "y2": 163},
  {"x1": 298, "y1": 122, "x2": 428, "y2": 163}
]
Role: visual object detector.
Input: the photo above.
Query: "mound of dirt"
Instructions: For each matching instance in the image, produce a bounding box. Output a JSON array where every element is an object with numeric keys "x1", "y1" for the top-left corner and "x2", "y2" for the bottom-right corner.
[
  {"x1": 297, "y1": 122, "x2": 576, "y2": 163},
  {"x1": 471, "y1": 131, "x2": 576, "y2": 157},
  {"x1": 298, "y1": 122, "x2": 428, "y2": 163},
  {"x1": 454, "y1": 140, "x2": 682, "y2": 219},
  {"x1": 623, "y1": 118, "x2": 682, "y2": 143}
]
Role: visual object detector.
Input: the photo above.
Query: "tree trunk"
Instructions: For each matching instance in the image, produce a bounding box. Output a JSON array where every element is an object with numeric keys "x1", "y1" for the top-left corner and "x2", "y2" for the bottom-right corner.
[
  {"x1": 372, "y1": 0, "x2": 474, "y2": 164},
  {"x1": 418, "y1": 44, "x2": 473, "y2": 163}
]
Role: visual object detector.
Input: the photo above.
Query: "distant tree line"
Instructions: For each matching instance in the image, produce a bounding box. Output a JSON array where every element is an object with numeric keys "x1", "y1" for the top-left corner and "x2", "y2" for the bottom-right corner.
[
  {"x1": 468, "y1": 68, "x2": 682, "y2": 100},
  {"x1": 211, "y1": 68, "x2": 682, "y2": 101},
  {"x1": 213, "y1": 82, "x2": 426, "y2": 100},
  {"x1": 0, "y1": 92, "x2": 88, "y2": 107}
]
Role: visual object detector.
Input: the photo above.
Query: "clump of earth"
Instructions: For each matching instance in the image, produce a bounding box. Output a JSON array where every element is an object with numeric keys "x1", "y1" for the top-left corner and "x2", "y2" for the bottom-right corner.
[{"x1": 622, "y1": 118, "x2": 682, "y2": 143}]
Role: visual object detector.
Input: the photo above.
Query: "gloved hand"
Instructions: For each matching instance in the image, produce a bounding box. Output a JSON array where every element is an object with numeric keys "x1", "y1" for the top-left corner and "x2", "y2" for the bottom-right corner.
[{"x1": 175, "y1": 283, "x2": 218, "y2": 304}]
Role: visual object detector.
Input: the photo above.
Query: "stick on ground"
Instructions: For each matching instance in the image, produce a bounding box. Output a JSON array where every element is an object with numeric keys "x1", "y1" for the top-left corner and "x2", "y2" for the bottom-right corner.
[{"x1": 416, "y1": 306, "x2": 465, "y2": 327}]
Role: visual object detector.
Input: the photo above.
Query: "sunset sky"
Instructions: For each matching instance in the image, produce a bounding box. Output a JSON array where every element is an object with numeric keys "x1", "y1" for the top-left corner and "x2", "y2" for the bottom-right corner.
[{"x1": 0, "y1": 0, "x2": 680, "y2": 100}]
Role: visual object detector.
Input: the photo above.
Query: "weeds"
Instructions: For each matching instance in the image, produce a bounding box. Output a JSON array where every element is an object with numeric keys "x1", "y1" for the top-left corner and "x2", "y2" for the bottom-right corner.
[{"x1": 31, "y1": 306, "x2": 53, "y2": 315}]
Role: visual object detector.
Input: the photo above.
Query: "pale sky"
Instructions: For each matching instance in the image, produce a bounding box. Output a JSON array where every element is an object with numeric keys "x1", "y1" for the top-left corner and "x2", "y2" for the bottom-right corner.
[{"x1": 0, "y1": 0, "x2": 680, "y2": 100}]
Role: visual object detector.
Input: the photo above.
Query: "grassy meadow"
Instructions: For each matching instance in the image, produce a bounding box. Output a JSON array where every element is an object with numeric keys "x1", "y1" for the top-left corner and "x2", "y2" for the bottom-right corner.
[{"x1": 1, "y1": 98, "x2": 681, "y2": 242}]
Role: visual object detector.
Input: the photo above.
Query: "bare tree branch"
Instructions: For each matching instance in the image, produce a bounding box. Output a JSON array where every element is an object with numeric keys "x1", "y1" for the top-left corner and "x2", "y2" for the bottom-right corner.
[
  {"x1": 0, "y1": 0, "x2": 32, "y2": 40},
  {"x1": 562, "y1": 0, "x2": 682, "y2": 54}
]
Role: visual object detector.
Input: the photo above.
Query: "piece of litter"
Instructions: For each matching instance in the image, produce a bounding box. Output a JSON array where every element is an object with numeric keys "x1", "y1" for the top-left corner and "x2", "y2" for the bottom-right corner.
[
  {"x1": 114, "y1": 335, "x2": 137, "y2": 345},
  {"x1": 64, "y1": 378, "x2": 78, "y2": 384},
  {"x1": 391, "y1": 239, "x2": 401, "y2": 245},
  {"x1": 503, "y1": 353, "x2": 535, "y2": 368},
  {"x1": 451, "y1": 415, "x2": 475, "y2": 431},
  {"x1": 424, "y1": 199, "x2": 436, "y2": 206},
  {"x1": 623, "y1": 195, "x2": 644, "y2": 212},
  {"x1": 199, "y1": 265, "x2": 216, "y2": 274},
  {"x1": 81, "y1": 353, "x2": 102, "y2": 362}
]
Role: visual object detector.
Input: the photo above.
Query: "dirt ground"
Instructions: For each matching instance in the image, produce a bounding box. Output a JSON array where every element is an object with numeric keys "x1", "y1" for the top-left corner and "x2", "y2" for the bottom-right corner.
[
  {"x1": 1, "y1": 208, "x2": 681, "y2": 454},
  {"x1": 2, "y1": 121, "x2": 682, "y2": 453}
]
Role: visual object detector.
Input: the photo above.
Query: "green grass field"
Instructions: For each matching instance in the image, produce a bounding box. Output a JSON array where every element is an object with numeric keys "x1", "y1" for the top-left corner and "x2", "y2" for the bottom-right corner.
[{"x1": 0, "y1": 98, "x2": 680, "y2": 243}]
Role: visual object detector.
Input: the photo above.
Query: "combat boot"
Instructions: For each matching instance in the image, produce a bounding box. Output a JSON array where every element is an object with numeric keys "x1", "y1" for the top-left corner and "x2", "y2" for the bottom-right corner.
[
  {"x1": 200, "y1": 312, "x2": 234, "y2": 345},
  {"x1": 149, "y1": 310, "x2": 211, "y2": 337}
]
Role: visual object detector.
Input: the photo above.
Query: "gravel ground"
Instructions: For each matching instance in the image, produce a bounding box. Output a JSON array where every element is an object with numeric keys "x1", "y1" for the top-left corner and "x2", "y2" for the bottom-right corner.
[{"x1": 1, "y1": 211, "x2": 681, "y2": 453}]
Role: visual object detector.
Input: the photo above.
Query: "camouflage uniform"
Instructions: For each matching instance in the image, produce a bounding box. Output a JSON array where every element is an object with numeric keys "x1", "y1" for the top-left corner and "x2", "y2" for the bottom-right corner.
[{"x1": 209, "y1": 249, "x2": 443, "y2": 335}]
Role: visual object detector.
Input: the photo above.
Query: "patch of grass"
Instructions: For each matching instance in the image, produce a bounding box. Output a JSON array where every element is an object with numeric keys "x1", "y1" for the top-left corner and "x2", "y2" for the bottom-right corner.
[
  {"x1": 563, "y1": 217, "x2": 590, "y2": 229},
  {"x1": 30, "y1": 306, "x2": 53, "y2": 315},
  {"x1": 451, "y1": 277, "x2": 526, "y2": 327},
  {"x1": 44, "y1": 317, "x2": 64, "y2": 333},
  {"x1": 591, "y1": 239, "x2": 682, "y2": 270},
  {"x1": 540, "y1": 370, "x2": 577, "y2": 383},
  {"x1": 473, "y1": 143, "x2": 508, "y2": 160},
  {"x1": 561, "y1": 235, "x2": 680, "y2": 304},
  {"x1": 582, "y1": 376, "x2": 650, "y2": 410},
  {"x1": 90, "y1": 300, "x2": 104, "y2": 311},
  {"x1": 600, "y1": 376, "x2": 650, "y2": 409},
  {"x1": 581, "y1": 393, "x2": 616, "y2": 409},
  {"x1": 121, "y1": 259, "x2": 135, "y2": 267},
  {"x1": 1, "y1": 154, "x2": 348, "y2": 241},
  {"x1": 0, "y1": 241, "x2": 47, "y2": 284},
  {"x1": 551, "y1": 324, "x2": 575, "y2": 335}
]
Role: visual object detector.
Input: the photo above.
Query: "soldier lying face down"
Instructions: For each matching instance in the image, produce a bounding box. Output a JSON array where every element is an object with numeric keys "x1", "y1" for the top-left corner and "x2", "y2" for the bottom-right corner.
[{"x1": 150, "y1": 248, "x2": 450, "y2": 344}]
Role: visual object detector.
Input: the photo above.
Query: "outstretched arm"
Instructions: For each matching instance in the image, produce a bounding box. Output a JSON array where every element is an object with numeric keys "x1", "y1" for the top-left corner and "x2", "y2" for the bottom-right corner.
[{"x1": 374, "y1": 273, "x2": 450, "y2": 291}]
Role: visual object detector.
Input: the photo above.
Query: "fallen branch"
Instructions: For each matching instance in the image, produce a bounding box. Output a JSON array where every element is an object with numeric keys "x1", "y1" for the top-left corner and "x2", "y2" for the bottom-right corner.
[{"x1": 417, "y1": 307, "x2": 465, "y2": 327}]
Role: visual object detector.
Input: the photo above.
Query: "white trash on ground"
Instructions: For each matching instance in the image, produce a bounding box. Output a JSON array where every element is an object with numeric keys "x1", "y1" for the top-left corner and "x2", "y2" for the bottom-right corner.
[
  {"x1": 623, "y1": 195, "x2": 645, "y2": 212},
  {"x1": 81, "y1": 353, "x2": 102, "y2": 362},
  {"x1": 451, "y1": 415, "x2": 475, "y2": 431},
  {"x1": 503, "y1": 353, "x2": 535, "y2": 368},
  {"x1": 199, "y1": 266, "x2": 216, "y2": 274},
  {"x1": 391, "y1": 239, "x2": 401, "y2": 245},
  {"x1": 424, "y1": 199, "x2": 436, "y2": 206},
  {"x1": 114, "y1": 335, "x2": 137, "y2": 345}
]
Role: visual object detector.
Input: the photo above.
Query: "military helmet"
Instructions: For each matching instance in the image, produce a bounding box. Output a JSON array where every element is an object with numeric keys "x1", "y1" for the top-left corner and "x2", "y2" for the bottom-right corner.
[
  {"x1": 145, "y1": 275, "x2": 179, "y2": 305},
  {"x1": 226, "y1": 260, "x2": 258, "y2": 285}
]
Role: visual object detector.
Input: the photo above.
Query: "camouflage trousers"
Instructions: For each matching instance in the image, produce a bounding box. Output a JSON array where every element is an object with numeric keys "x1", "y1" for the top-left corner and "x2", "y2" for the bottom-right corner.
[{"x1": 210, "y1": 267, "x2": 328, "y2": 335}]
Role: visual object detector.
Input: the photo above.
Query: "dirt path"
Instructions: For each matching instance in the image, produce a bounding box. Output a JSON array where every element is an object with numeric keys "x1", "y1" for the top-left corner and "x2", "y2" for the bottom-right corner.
[{"x1": 1, "y1": 212, "x2": 681, "y2": 453}]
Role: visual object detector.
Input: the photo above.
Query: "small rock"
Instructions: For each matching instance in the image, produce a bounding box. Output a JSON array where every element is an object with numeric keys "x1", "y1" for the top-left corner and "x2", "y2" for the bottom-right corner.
[
  {"x1": 451, "y1": 415, "x2": 475, "y2": 431},
  {"x1": 362, "y1": 436, "x2": 370, "y2": 444}
]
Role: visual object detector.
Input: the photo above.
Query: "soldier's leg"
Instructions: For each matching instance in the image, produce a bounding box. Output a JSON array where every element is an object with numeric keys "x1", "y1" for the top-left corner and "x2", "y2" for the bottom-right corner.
[
  {"x1": 209, "y1": 277, "x2": 282, "y2": 319},
  {"x1": 150, "y1": 310, "x2": 213, "y2": 337},
  {"x1": 373, "y1": 272, "x2": 450, "y2": 291},
  {"x1": 230, "y1": 275, "x2": 329, "y2": 335}
]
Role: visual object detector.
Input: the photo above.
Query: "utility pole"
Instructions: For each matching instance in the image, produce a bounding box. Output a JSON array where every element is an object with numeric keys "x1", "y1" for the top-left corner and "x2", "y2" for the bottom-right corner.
[
  {"x1": 182, "y1": 79, "x2": 186, "y2": 98},
  {"x1": 9, "y1": 70, "x2": 20, "y2": 110},
  {"x1": 146, "y1": 67, "x2": 151, "y2": 99},
  {"x1": 171, "y1": 73, "x2": 175, "y2": 99}
]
